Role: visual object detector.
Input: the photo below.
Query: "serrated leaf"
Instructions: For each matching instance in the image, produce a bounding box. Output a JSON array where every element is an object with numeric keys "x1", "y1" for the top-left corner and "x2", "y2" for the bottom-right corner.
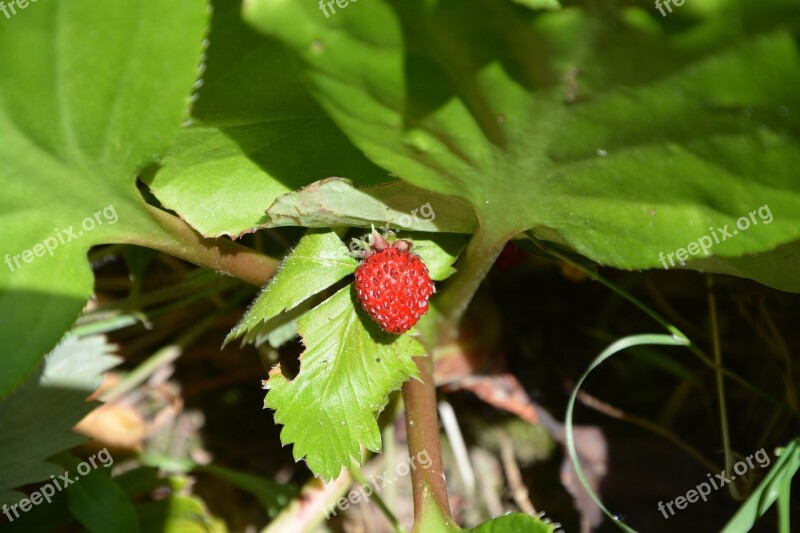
[
  {"x1": 469, "y1": 513, "x2": 559, "y2": 532},
  {"x1": 265, "y1": 286, "x2": 424, "y2": 480},
  {"x1": 225, "y1": 230, "x2": 357, "y2": 345},
  {"x1": 418, "y1": 494, "x2": 559, "y2": 533},
  {"x1": 0, "y1": 0, "x2": 208, "y2": 395},
  {"x1": 265, "y1": 178, "x2": 477, "y2": 234},
  {"x1": 244, "y1": 0, "x2": 800, "y2": 291},
  {"x1": 0, "y1": 335, "x2": 120, "y2": 506},
  {"x1": 245, "y1": 314, "x2": 301, "y2": 349},
  {"x1": 242, "y1": 298, "x2": 311, "y2": 349}
]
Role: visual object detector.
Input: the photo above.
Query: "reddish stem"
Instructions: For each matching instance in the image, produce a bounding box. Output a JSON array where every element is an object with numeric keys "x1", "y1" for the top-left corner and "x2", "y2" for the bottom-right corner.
[{"x1": 402, "y1": 354, "x2": 453, "y2": 526}]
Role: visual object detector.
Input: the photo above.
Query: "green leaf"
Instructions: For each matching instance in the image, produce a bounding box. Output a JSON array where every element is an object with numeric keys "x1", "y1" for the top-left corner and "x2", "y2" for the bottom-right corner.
[
  {"x1": 417, "y1": 494, "x2": 559, "y2": 533},
  {"x1": 0, "y1": 335, "x2": 120, "y2": 506},
  {"x1": 114, "y1": 467, "x2": 163, "y2": 499},
  {"x1": 511, "y1": 0, "x2": 561, "y2": 10},
  {"x1": 146, "y1": 0, "x2": 388, "y2": 239},
  {"x1": 0, "y1": 0, "x2": 208, "y2": 395},
  {"x1": 58, "y1": 454, "x2": 139, "y2": 533},
  {"x1": 469, "y1": 513, "x2": 559, "y2": 532},
  {"x1": 265, "y1": 178, "x2": 477, "y2": 234},
  {"x1": 225, "y1": 230, "x2": 358, "y2": 345},
  {"x1": 722, "y1": 439, "x2": 800, "y2": 533},
  {"x1": 2, "y1": 487, "x2": 72, "y2": 532},
  {"x1": 242, "y1": 298, "x2": 312, "y2": 348},
  {"x1": 681, "y1": 240, "x2": 800, "y2": 292},
  {"x1": 244, "y1": 0, "x2": 800, "y2": 290},
  {"x1": 265, "y1": 286, "x2": 424, "y2": 480}
]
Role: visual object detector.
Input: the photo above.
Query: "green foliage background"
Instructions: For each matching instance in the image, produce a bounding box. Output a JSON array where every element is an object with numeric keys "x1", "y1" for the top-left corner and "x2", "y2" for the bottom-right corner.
[{"x1": 0, "y1": 0, "x2": 798, "y2": 530}]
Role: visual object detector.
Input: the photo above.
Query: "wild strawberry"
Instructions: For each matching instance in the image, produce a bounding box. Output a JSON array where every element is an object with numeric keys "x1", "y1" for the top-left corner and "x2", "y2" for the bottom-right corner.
[{"x1": 353, "y1": 231, "x2": 434, "y2": 334}]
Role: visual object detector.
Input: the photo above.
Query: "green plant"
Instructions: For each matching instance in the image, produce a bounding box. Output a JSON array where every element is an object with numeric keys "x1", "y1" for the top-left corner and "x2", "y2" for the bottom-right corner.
[{"x1": 1, "y1": 0, "x2": 799, "y2": 531}]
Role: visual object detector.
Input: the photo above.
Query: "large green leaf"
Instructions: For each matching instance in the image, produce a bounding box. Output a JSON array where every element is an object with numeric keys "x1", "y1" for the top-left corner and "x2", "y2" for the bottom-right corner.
[
  {"x1": 146, "y1": 0, "x2": 389, "y2": 239},
  {"x1": 244, "y1": 0, "x2": 800, "y2": 291},
  {"x1": 265, "y1": 286, "x2": 425, "y2": 480},
  {"x1": 0, "y1": 0, "x2": 208, "y2": 395},
  {"x1": 0, "y1": 335, "x2": 120, "y2": 506}
]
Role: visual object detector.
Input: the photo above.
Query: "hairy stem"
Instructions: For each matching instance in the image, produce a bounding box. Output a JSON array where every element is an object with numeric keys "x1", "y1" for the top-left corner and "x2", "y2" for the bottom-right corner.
[
  {"x1": 403, "y1": 355, "x2": 452, "y2": 527},
  {"x1": 122, "y1": 205, "x2": 278, "y2": 286}
]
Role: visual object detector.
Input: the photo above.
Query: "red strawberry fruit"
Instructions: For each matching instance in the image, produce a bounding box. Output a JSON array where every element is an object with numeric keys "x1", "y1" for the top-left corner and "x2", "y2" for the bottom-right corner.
[{"x1": 353, "y1": 231, "x2": 434, "y2": 334}]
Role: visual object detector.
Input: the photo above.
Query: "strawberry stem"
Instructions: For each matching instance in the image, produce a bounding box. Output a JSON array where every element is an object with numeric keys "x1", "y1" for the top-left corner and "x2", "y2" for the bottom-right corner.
[
  {"x1": 402, "y1": 354, "x2": 453, "y2": 527},
  {"x1": 123, "y1": 205, "x2": 279, "y2": 286}
]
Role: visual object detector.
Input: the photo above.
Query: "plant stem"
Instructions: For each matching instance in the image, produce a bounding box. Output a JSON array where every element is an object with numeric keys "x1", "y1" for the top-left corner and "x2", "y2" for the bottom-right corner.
[
  {"x1": 437, "y1": 224, "x2": 507, "y2": 336},
  {"x1": 121, "y1": 205, "x2": 278, "y2": 286},
  {"x1": 401, "y1": 224, "x2": 509, "y2": 528},
  {"x1": 402, "y1": 355, "x2": 452, "y2": 526},
  {"x1": 706, "y1": 275, "x2": 740, "y2": 499}
]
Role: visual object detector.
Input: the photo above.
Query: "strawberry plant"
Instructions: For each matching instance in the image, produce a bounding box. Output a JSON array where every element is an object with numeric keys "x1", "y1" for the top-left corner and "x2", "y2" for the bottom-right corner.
[{"x1": 1, "y1": 0, "x2": 799, "y2": 532}]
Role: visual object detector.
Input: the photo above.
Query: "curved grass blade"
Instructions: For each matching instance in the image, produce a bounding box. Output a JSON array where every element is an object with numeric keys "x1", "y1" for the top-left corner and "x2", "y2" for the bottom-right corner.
[{"x1": 565, "y1": 333, "x2": 690, "y2": 533}]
